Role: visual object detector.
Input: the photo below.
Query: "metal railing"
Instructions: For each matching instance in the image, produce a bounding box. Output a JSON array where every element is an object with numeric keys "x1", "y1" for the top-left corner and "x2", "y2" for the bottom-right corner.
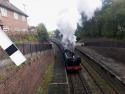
[{"x1": 0, "y1": 43, "x2": 52, "y2": 60}]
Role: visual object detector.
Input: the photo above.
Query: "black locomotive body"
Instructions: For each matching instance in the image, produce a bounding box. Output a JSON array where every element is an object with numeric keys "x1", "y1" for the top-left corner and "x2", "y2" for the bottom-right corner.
[{"x1": 64, "y1": 49, "x2": 81, "y2": 71}]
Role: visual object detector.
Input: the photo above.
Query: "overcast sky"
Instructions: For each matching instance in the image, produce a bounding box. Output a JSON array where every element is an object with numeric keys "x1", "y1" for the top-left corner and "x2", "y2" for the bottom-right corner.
[{"x1": 11, "y1": 0, "x2": 102, "y2": 31}]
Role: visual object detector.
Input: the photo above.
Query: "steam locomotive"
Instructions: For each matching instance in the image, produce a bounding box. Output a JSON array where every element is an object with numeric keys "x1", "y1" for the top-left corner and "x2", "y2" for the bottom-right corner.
[
  {"x1": 63, "y1": 49, "x2": 81, "y2": 71},
  {"x1": 50, "y1": 39, "x2": 81, "y2": 71}
]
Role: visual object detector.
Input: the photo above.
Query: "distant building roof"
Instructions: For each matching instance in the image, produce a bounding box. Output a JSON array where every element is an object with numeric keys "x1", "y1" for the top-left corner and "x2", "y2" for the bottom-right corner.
[
  {"x1": 28, "y1": 26, "x2": 36, "y2": 32},
  {"x1": 0, "y1": 0, "x2": 28, "y2": 17}
]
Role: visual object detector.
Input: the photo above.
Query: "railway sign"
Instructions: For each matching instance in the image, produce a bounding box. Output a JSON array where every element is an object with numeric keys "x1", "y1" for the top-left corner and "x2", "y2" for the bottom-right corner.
[{"x1": 0, "y1": 28, "x2": 26, "y2": 66}]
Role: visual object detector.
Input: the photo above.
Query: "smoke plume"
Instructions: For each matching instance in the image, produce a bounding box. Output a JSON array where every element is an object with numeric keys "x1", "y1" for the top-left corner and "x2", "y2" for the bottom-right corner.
[
  {"x1": 57, "y1": 0, "x2": 102, "y2": 51},
  {"x1": 57, "y1": 10, "x2": 79, "y2": 51}
]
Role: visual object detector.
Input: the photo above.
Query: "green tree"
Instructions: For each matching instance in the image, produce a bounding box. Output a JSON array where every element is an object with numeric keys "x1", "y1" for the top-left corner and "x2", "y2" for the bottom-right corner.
[
  {"x1": 53, "y1": 29, "x2": 63, "y2": 41},
  {"x1": 76, "y1": 0, "x2": 125, "y2": 40},
  {"x1": 37, "y1": 23, "x2": 49, "y2": 42}
]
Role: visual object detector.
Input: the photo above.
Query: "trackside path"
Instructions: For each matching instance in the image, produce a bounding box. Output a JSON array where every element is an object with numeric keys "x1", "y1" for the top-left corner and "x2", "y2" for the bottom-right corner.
[{"x1": 48, "y1": 44, "x2": 69, "y2": 94}]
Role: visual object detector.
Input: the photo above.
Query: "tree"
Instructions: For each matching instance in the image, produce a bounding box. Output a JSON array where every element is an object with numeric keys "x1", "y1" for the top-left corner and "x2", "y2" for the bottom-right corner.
[
  {"x1": 76, "y1": 0, "x2": 125, "y2": 40},
  {"x1": 102, "y1": 0, "x2": 112, "y2": 7},
  {"x1": 37, "y1": 23, "x2": 49, "y2": 42},
  {"x1": 53, "y1": 29, "x2": 63, "y2": 41}
]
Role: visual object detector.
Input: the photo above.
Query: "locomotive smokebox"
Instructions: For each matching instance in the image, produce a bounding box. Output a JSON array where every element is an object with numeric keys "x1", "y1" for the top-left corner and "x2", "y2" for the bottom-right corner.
[{"x1": 64, "y1": 49, "x2": 81, "y2": 71}]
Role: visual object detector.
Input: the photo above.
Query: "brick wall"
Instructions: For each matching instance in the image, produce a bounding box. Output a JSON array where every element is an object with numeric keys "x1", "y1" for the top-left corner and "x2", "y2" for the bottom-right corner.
[{"x1": 0, "y1": 9, "x2": 28, "y2": 32}]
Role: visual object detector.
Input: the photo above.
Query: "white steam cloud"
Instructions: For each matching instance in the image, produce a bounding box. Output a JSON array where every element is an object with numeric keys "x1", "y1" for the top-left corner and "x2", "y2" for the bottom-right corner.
[
  {"x1": 57, "y1": 10, "x2": 79, "y2": 51},
  {"x1": 77, "y1": 0, "x2": 102, "y2": 19},
  {"x1": 57, "y1": 0, "x2": 102, "y2": 51}
]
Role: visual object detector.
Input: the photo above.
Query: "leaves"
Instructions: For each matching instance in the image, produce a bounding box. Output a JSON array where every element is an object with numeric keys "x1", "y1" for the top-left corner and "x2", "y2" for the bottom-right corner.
[
  {"x1": 76, "y1": 0, "x2": 125, "y2": 40},
  {"x1": 37, "y1": 23, "x2": 49, "y2": 42}
]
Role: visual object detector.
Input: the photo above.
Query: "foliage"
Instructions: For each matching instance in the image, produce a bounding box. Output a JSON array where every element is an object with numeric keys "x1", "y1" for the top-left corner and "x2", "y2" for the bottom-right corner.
[
  {"x1": 76, "y1": 0, "x2": 125, "y2": 40},
  {"x1": 37, "y1": 23, "x2": 49, "y2": 42},
  {"x1": 8, "y1": 32, "x2": 38, "y2": 43},
  {"x1": 48, "y1": 31, "x2": 54, "y2": 38},
  {"x1": 53, "y1": 29, "x2": 63, "y2": 41}
]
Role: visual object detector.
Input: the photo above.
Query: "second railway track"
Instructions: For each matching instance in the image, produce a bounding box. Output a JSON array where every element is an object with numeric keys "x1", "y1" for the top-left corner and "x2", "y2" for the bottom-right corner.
[{"x1": 67, "y1": 48, "x2": 125, "y2": 94}]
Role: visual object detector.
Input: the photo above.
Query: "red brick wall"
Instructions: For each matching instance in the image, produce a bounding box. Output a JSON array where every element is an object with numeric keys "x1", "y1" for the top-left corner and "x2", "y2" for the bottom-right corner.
[{"x1": 1, "y1": 9, "x2": 28, "y2": 32}]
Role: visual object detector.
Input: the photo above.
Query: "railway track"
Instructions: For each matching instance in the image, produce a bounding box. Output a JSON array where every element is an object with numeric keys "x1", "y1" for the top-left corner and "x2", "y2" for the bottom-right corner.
[
  {"x1": 67, "y1": 64, "x2": 119, "y2": 94},
  {"x1": 67, "y1": 48, "x2": 125, "y2": 94},
  {"x1": 80, "y1": 61, "x2": 119, "y2": 94},
  {"x1": 68, "y1": 72, "x2": 91, "y2": 94},
  {"x1": 74, "y1": 48, "x2": 125, "y2": 94}
]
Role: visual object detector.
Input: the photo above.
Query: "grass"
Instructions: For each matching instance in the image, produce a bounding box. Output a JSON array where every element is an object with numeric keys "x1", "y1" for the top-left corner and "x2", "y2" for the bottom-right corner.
[
  {"x1": 36, "y1": 62, "x2": 54, "y2": 94},
  {"x1": 0, "y1": 74, "x2": 6, "y2": 81},
  {"x1": 6, "y1": 63, "x2": 16, "y2": 69}
]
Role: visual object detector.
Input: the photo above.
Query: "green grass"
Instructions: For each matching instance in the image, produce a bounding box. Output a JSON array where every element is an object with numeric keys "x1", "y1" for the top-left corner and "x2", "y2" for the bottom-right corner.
[
  {"x1": 0, "y1": 74, "x2": 6, "y2": 81},
  {"x1": 36, "y1": 62, "x2": 54, "y2": 94}
]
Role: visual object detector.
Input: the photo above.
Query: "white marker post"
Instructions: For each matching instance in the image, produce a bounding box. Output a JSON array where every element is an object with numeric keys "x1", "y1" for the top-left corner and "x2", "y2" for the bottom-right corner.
[{"x1": 0, "y1": 28, "x2": 26, "y2": 66}]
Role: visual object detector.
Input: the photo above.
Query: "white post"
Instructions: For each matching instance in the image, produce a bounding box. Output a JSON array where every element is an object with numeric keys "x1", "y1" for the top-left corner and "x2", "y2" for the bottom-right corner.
[{"x1": 0, "y1": 28, "x2": 26, "y2": 66}]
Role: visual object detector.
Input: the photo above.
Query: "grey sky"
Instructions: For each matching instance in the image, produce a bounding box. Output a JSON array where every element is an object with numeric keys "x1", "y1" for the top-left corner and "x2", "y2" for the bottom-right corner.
[{"x1": 11, "y1": 0, "x2": 102, "y2": 31}]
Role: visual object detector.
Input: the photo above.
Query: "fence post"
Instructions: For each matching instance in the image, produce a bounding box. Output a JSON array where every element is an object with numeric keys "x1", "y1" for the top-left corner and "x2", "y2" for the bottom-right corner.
[
  {"x1": 35, "y1": 43, "x2": 37, "y2": 56},
  {"x1": 30, "y1": 43, "x2": 32, "y2": 57},
  {"x1": 23, "y1": 43, "x2": 25, "y2": 55}
]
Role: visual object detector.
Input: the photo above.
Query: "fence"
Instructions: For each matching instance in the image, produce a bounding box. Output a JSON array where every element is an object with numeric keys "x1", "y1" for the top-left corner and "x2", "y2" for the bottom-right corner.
[
  {"x1": 0, "y1": 43, "x2": 52, "y2": 60},
  {"x1": 0, "y1": 45, "x2": 53, "y2": 94},
  {"x1": 0, "y1": 31, "x2": 53, "y2": 93}
]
